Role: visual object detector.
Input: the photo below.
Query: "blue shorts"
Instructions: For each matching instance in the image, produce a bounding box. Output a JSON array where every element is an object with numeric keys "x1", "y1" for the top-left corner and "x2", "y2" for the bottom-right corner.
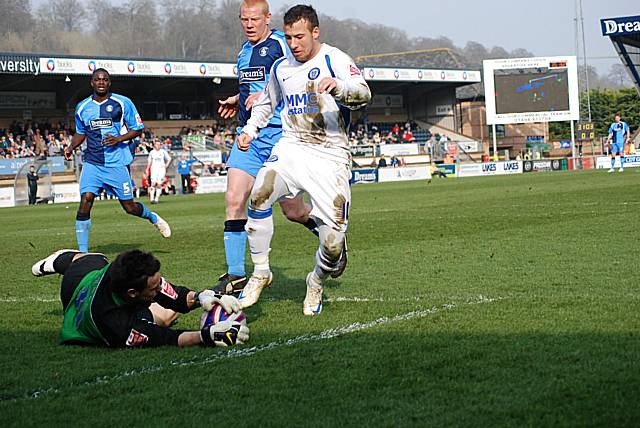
[
  {"x1": 612, "y1": 143, "x2": 624, "y2": 155},
  {"x1": 227, "y1": 126, "x2": 282, "y2": 177},
  {"x1": 80, "y1": 162, "x2": 134, "y2": 200}
]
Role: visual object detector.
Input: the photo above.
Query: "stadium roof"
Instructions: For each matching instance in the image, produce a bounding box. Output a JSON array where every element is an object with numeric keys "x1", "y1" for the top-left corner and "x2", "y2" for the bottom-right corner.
[
  {"x1": 0, "y1": 51, "x2": 481, "y2": 85},
  {"x1": 601, "y1": 15, "x2": 640, "y2": 95}
]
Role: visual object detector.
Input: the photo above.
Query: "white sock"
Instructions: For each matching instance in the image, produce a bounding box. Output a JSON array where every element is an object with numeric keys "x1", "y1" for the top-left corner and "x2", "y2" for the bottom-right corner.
[{"x1": 246, "y1": 215, "x2": 273, "y2": 274}]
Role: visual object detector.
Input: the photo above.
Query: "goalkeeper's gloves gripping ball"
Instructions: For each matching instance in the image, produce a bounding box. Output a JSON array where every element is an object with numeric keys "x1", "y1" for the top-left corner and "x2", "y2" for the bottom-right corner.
[
  {"x1": 195, "y1": 290, "x2": 242, "y2": 314},
  {"x1": 200, "y1": 322, "x2": 249, "y2": 347}
]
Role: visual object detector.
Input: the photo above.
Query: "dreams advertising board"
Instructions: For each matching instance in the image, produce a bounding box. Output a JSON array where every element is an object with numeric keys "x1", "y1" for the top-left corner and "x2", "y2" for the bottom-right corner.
[{"x1": 483, "y1": 56, "x2": 579, "y2": 124}]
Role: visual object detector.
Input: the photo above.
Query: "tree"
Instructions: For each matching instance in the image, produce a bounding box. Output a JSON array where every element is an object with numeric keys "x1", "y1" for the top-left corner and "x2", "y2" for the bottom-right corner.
[
  {"x1": 38, "y1": 0, "x2": 87, "y2": 32},
  {"x1": 0, "y1": 0, "x2": 33, "y2": 38},
  {"x1": 607, "y1": 64, "x2": 632, "y2": 89}
]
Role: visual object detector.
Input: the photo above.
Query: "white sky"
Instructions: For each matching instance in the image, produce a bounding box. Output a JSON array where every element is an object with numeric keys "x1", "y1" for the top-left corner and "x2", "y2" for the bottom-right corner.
[{"x1": 268, "y1": 0, "x2": 639, "y2": 73}]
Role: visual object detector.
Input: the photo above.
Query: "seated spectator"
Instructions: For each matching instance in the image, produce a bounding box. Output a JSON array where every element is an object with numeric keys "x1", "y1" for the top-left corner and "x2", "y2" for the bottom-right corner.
[
  {"x1": 390, "y1": 156, "x2": 400, "y2": 167},
  {"x1": 378, "y1": 155, "x2": 388, "y2": 168}
]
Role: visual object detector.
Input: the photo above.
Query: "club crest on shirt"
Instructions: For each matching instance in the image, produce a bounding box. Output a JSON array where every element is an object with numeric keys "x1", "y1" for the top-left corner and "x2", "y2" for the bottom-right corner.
[
  {"x1": 89, "y1": 118, "x2": 113, "y2": 130},
  {"x1": 308, "y1": 67, "x2": 320, "y2": 80},
  {"x1": 106, "y1": 105, "x2": 113, "y2": 113},
  {"x1": 266, "y1": 155, "x2": 278, "y2": 162},
  {"x1": 259, "y1": 47, "x2": 269, "y2": 57}
]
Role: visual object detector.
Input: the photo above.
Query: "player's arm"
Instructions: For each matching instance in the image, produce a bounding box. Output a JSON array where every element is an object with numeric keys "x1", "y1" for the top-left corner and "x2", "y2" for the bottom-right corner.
[
  {"x1": 154, "y1": 277, "x2": 242, "y2": 315},
  {"x1": 103, "y1": 96, "x2": 145, "y2": 146},
  {"x1": 164, "y1": 150, "x2": 172, "y2": 169},
  {"x1": 239, "y1": 72, "x2": 282, "y2": 150},
  {"x1": 218, "y1": 94, "x2": 240, "y2": 119},
  {"x1": 317, "y1": 51, "x2": 371, "y2": 110},
  {"x1": 64, "y1": 111, "x2": 87, "y2": 160}
]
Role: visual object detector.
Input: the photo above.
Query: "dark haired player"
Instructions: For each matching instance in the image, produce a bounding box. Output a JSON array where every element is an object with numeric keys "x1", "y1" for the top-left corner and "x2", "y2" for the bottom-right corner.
[
  {"x1": 606, "y1": 112, "x2": 630, "y2": 173},
  {"x1": 32, "y1": 249, "x2": 248, "y2": 348},
  {"x1": 63, "y1": 68, "x2": 171, "y2": 253}
]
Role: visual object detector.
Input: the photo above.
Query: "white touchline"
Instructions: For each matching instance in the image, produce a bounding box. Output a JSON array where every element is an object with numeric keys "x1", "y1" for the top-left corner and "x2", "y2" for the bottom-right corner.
[{"x1": 7, "y1": 295, "x2": 501, "y2": 402}]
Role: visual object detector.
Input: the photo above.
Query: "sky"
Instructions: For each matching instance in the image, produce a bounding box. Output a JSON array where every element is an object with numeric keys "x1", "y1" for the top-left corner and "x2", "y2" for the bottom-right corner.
[{"x1": 267, "y1": 0, "x2": 639, "y2": 74}]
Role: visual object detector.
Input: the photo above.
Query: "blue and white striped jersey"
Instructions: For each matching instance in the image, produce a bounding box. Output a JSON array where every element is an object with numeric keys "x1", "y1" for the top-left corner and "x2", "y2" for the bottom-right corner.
[
  {"x1": 74, "y1": 93, "x2": 144, "y2": 166},
  {"x1": 237, "y1": 29, "x2": 288, "y2": 127}
]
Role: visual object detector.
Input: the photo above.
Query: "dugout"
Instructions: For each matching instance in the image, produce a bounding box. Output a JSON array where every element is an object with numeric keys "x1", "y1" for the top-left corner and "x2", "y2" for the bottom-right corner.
[
  {"x1": 0, "y1": 52, "x2": 481, "y2": 136},
  {"x1": 601, "y1": 15, "x2": 640, "y2": 96}
]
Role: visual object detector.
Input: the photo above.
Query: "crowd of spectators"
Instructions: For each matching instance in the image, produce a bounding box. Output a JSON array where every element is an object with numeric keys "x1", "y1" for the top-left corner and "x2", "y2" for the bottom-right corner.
[
  {"x1": 348, "y1": 121, "x2": 431, "y2": 146},
  {"x1": 0, "y1": 120, "x2": 73, "y2": 159}
]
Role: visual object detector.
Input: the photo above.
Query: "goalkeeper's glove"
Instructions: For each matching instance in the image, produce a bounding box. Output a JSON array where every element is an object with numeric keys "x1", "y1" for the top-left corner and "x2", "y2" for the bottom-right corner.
[
  {"x1": 200, "y1": 321, "x2": 249, "y2": 347},
  {"x1": 195, "y1": 290, "x2": 242, "y2": 313}
]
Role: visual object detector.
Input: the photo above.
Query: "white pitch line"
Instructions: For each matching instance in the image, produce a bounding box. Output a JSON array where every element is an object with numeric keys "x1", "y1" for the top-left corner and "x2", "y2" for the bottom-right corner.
[
  {"x1": 5, "y1": 295, "x2": 501, "y2": 403},
  {"x1": 0, "y1": 297, "x2": 58, "y2": 303}
]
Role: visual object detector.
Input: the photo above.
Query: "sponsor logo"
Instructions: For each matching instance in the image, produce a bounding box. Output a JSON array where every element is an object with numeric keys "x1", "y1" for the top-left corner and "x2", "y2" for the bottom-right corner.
[
  {"x1": 394, "y1": 70, "x2": 400, "y2": 79},
  {"x1": 504, "y1": 162, "x2": 519, "y2": 171},
  {"x1": 440, "y1": 71, "x2": 446, "y2": 80},
  {"x1": 0, "y1": 57, "x2": 40, "y2": 74},
  {"x1": 89, "y1": 118, "x2": 113, "y2": 130},
  {"x1": 135, "y1": 114, "x2": 142, "y2": 125},
  {"x1": 308, "y1": 67, "x2": 320, "y2": 80},
  {"x1": 266, "y1": 155, "x2": 278, "y2": 162},
  {"x1": 524, "y1": 161, "x2": 533, "y2": 172},
  {"x1": 233, "y1": 65, "x2": 238, "y2": 75},
  {"x1": 199, "y1": 64, "x2": 206, "y2": 75},
  {"x1": 349, "y1": 64, "x2": 361, "y2": 76},
  {"x1": 463, "y1": 71, "x2": 468, "y2": 80},
  {"x1": 47, "y1": 59, "x2": 55, "y2": 71},
  {"x1": 88, "y1": 60, "x2": 96, "y2": 72},
  {"x1": 286, "y1": 92, "x2": 319, "y2": 115},
  {"x1": 368, "y1": 69, "x2": 375, "y2": 78},
  {"x1": 259, "y1": 46, "x2": 269, "y2": 57},
  {"x1": 482, "y1": 163, "x2": 497, "y2": 172},
  {"x1": 127, "y1": 61, "x2": 135, "y2": 73},
  {"x1": 239, "y1": 66, "x2": 266, "y2": 83},
  {"x1": 126, "y1": 329, "x2": 149, "y2": 347},
  {"x1": 160, "y1": 277, "x2": 178, "y2": 300},
  {"x1": 353, "y1": 171, "x2": 376, "y2": 182},
  {"x1": 164, "y1": 63, "x2": 172, "y2": 74},
  {"x1": 417, "y1": 70, "x2": 423, "y2": 80},
  {"x1": 602, "y1": 18, "x2": 640, "y2": 35}
]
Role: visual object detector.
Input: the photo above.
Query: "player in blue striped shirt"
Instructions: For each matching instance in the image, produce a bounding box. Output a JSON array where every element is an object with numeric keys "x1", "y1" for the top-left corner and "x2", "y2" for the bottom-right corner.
[
  {"x1": 63, "y1": 69, "x2": 171, "y2": 253},
  {"x1": 606, "y1": 112, "x2": 630, "y2": 172}
]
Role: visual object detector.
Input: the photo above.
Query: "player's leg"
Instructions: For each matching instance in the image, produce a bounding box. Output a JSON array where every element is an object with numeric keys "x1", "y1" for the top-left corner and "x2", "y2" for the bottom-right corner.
[
  {"x1": 76, "y1": 163, "x2": 105, "y2": 252},
  {"x1": 216, "y1": 167, "x2": 255, "y2": 293},
  {"x1": 106, "y1": 165, "x2": 171, "y2": 238},
  {"x1": 618, "y1": 145, "x2": 625, "y2": 172},
  {"x1": 239, "y1": 168, "x2": 292, "y2": 308}
]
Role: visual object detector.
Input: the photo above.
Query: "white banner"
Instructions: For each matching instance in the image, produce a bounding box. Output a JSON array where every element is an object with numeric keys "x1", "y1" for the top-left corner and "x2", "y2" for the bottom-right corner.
[
  {"x1": 52, "y1": 183, "x2": 80, "y2": 203},
  {"x1": 596, "y1": 155, "x2": 640, "y2": 169},
  {"x1": 457, "y1": 141, "x2": 481, "y2": 152},
  {"x1": 364, "y1": 67, "x2": 481, "y2": 83},
  {"x1": 0, "y1": 187, "x2": 15, "y2": 208},
  {"x1": 378, "y1": 166, "x2": 431, "y2": 182},
  {"x1": 40, "y1": 57, "x2": 236, "y2": 78},
  {"x1": 436, "y1": 105, "x2": 453, "y2": 116},
  {"x1": 379, "y1": 143, "x2": 420, "y2": 157},
  {"x1": 456, "y1": 161, "x2": 523, "y2": 177},
  {"x1": 192, "y1": 150, "x2": 223, "y2": 165},
  {"x1": 195, "y1": 176, "x2": 227, "y2": 194}
]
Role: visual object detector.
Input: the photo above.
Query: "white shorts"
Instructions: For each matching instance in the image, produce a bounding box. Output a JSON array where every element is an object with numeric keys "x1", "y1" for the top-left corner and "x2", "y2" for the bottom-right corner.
[
  {"x1": 265, "y1": 141, "x2": 351, "y2": 232},
  {"x1": 150, "y1": 168, "x2": 166, "y2": 185}
]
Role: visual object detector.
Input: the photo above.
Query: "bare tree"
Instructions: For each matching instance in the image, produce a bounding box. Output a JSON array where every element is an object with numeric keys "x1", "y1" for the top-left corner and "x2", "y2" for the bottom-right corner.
[
  {"x1": 608, "y1": 64, "x2": 632, "y2": 88},
  {"x1": 0, "y1": 0, "x2": 33, "y2": 37},
  {"x1": 38, "y1": 0, "x2": 87, "y2": 32}
]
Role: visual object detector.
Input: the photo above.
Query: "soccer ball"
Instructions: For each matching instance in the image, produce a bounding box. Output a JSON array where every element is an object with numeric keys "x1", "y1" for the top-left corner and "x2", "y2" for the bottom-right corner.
[{"x1": 200, "y1": 303, "x2": 247, "y2": 329}]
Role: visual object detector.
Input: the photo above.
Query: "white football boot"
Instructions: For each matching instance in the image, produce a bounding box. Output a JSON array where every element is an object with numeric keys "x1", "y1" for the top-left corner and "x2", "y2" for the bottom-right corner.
[
  {"x1": 608, "y1": 168, "x2": 615, "y2": 173},
  {"x1": 32, "y1": 249, "x2": 79, "y2": 276},
  {"x1": 303, "y1": 272, "x2": 324, "y2": 316},
  {"x1": 239, "y1": 271, "x2": 273, "y2": 309},
  {"x1": 153, "y1": 213, "x2": 171, "y2": 238}
]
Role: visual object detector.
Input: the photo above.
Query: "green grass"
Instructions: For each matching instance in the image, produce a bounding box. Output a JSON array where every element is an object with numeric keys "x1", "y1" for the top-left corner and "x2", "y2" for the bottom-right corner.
[{"x1": 1, "y1": 169, "x2": 639, "y2": 426}]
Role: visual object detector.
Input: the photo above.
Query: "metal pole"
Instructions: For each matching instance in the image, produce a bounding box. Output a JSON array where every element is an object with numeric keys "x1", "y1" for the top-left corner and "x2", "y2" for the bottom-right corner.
[
  {"x1": 579, "y1": 0, "x2": 592, "y2": 122},
  {"x1": 571, "y1": 120, "x2": 576, "y2": 166},
  {"x1": 492, "y1": 124, "x2": 497, "y2": 161}
]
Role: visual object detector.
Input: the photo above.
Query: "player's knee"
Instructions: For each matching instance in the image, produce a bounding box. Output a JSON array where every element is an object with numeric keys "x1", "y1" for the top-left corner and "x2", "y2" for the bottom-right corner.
[
  {"x1": 225, "y1": 190, "x2": 248, "y2": 216},
  {"x1": 121, "y1": 201, "x2": 138, "y2": 215},
  {"x1": 249, "y1": 169, "x2": 278, "y2": 211},
  {"x1": 282, "y1": 204, "x2": 307, "y2": 223},
  {"x1": 317, "y1": 230, "x2": 345, "y2": 268}
]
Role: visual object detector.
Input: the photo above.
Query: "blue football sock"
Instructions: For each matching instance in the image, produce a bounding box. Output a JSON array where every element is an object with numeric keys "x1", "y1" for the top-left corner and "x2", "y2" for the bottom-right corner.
[
  {"x1": 75, "y1": 219, "x2": 91, "y2": 253},
  {"x1": 611, "y1": 157, "x2": 616, "y2": 168},
  {"x1": 136, "y1": 202, "x2": 157, "y2": 224},
  {"x1": 224, "y1": 220, "x2": 248, "y2": 277}
]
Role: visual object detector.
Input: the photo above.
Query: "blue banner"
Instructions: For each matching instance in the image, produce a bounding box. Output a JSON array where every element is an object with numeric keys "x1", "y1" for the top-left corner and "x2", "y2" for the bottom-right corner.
[
  {"x1": 350, "y1": 168, "x2": 378, "y2": 184},
  {"x1": 601, "y1": 16, "x2": 640, "y2": 36},
  {"x1": 0, "y1": 156, "x2": 66, "y2": 175}
]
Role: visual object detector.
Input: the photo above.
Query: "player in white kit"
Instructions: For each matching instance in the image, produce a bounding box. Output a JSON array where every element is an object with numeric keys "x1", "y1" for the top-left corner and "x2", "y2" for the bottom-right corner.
[
  {"x1": 236, "y1": 4, "x2": 371, "y2": 315},
  {"x1": 147, "y1": 140, "x2": 172, "y2": 204}
]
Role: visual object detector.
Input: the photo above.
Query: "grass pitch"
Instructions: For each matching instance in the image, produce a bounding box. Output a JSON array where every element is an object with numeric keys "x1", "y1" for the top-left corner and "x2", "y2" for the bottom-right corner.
[{"x1": 1, "y1": 169, "x2": 639, "y2": 426}]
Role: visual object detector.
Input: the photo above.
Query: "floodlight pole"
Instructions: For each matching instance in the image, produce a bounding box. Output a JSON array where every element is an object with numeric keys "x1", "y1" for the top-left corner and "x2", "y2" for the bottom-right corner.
[
  {"x1": 492, "y1": 124, "x2": 497, "y2": 160},
  {"x1": 570, "y1": 120, "x2": 577, "y2": 164}
]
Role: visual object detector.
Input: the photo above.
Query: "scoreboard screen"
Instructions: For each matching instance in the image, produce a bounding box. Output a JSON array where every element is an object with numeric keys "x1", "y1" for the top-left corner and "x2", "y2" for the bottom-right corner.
[{"x1": 494, "y1": 67, "x2": 570, "y2": 114}]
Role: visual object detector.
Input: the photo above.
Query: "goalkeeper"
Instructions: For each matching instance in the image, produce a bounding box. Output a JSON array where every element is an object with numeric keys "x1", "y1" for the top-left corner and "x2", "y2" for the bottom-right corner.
[{"x1": 31, "y1": 249, "x2": 248, "y2": 348}]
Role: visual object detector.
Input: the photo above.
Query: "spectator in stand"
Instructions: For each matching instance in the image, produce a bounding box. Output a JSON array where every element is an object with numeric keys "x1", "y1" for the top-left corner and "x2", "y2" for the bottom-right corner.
[
  {"x1": 378, "y1": 155, "x2": 388, "y2": 168},
  {"x1": 390, "y1": 155, "x2": 400, "y2": 167},
  {"x1": 48, "y1": 135, "x2": 62, "y2": 157},
  {"x1": 392, "y1": 123, "x2": 400, "y2": 135},
  {"x1": 402, "y1": 129, "x2": 415, "y2": 142},
  {"x1": 33, "y1": 129, "x2": 47, "y2": 158}
]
